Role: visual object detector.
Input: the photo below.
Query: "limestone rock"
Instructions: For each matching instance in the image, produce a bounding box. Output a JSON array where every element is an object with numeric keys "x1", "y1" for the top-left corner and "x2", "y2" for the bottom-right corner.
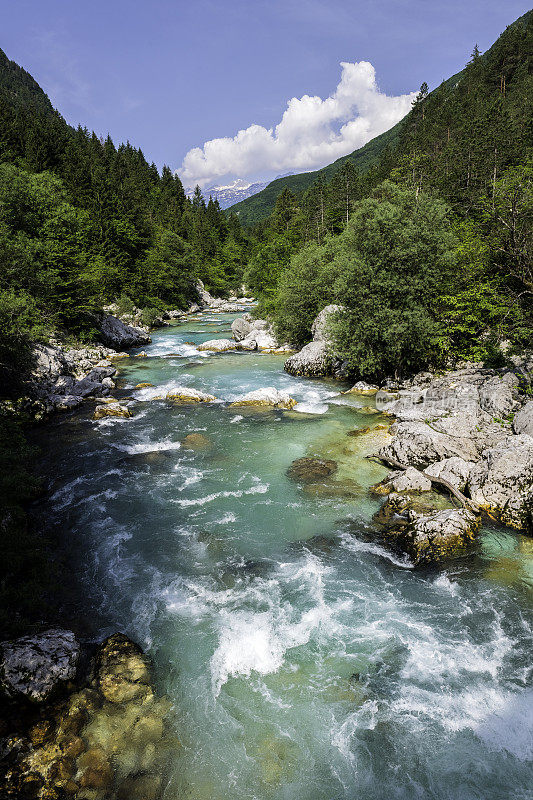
[
  {"x1": 390, "y1": 508, "x2": 481, "y2": 566},
  {"x1": 284, "y1": 341, "x2": 330, "y2": 377},
  {"x1": 378, "y1": 418, "x2": 480, "y2": 469},
  {"x1": 0, "y1": 629, "x2": 80, "y2": 702},
  {"x1": 468, "y1": 434, "x2": 533, "y2": 531},
  {"x1": 346, "y1": 381, "x2": 378, "y2": 396},
  {"x1": 513, "y1": 400, "x2": 533, "y2": 438},
  {"x1": 229, "y1": 387, "x2": 296, "y2": 409},
  {"x1": 197, "y1": 338, "x2": 236, "y2": 352},
  {"x1": 424, "y1": 457, "x2": 474, "y2": 492},
  {"x1": 372, "y1": 466, "x2": 432, "y2": 495},
  {"x1": 311, "y1": 304, "x2": 345, "y2": 342},
  {"x1": 231, "y1": 317, "x2": 252, "y2": 341},
  {"x1": 479, "y1": 375, "x2": 515, "y2": 418},
  {"x1": 98, "y1": 313, "x2": 151, "y2": 349}
]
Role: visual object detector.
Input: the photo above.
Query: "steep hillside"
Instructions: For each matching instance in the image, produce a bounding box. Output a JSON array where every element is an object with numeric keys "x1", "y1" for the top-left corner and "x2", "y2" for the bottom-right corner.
[
  {"x1": 229, "y1": 9, "x2": 533, "y2": 226},
  {"x1": 229, "y1": 118, "x2": 404, "y2": 225}
]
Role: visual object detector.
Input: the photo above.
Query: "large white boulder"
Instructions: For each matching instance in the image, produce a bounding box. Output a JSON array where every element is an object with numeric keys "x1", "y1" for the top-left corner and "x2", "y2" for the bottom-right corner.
[
  {"x1": 284, "y1": 341, "x2": 330, "y2": 377},
  {"x1": 197, "y1": 339, "x2": 236, "y2": 352},
  {"x1": 311, "y1": 304, "x2": 345, "y2": 342}
]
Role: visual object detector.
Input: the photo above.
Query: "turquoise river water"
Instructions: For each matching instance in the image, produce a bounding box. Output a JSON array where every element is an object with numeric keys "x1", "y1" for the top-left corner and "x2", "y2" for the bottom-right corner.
[{"x1": 35, "y1": 312, "x2": 533, "y2": 800}]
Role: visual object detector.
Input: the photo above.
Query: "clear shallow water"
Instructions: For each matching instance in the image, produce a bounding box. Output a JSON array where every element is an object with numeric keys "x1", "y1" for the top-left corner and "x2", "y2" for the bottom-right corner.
[{"x1": 35, "y1": 313, "x2": 533, "y2": 800}]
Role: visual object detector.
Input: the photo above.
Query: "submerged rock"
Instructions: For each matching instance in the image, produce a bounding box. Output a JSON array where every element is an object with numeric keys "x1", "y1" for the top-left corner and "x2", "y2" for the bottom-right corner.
[
  {"x1": 229, "y1": 387, "x2": 296, "y2": 409},
  {"x1": 0, "y1": 629, "x2": 80, "y2": 702},
  {"x1": 182, "y1": 433, "x2": 213, "y2": 450},
  {"x1": 287, "y1": 457, "x2": 338, "y2": 483}
]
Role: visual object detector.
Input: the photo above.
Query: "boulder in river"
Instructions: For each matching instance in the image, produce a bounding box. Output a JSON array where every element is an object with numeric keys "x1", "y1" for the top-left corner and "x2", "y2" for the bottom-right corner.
[
  {"x1": 0, "y1": 629, "x2": 80, "y2": 702},
  {"x1": 373, "y1": 495, "x2": 480, "y2": 565},
  {"x1": 346, "y1": 381, "x2": 379, "y2": 396},
  {"x1": 371, "y1": 466, "x2": 432, "y2": 495},
  {"x1": 197, "y1": 338, "x2": 236, "y2": 352},
  {"x1": 229, "y1": 387, "x2": 297, "y2": 409},
  {"x1": 287, "y1": 456, "x2": 338, "y2": 483},
  {"x1": 166, "y1": 387, "x2": 217, "y2": 402},
  {"x1": 93, "y1": 402, "x2": 131, "y2": 420},
  {"x1": 231, "y1": 317, "x2": 252, "y2": 341},
  {"x1": 284, "y1": 341, "x2": 330, "y2": 377},
  {"x1": 98, "y1": 313, "x2": 152, "y2": 349}
]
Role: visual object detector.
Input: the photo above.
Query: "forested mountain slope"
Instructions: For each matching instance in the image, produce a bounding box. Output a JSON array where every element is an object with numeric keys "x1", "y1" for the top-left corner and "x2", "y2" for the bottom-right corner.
[
  {"x1": 229, "y1": 120, "x2": 404, "y2": 225},
  {"x1": 230, "y1": 9, "x2": 533, "y2": 226},
  {"x1": 247, "y1": 9, "x2": 532, "y2": 379}
]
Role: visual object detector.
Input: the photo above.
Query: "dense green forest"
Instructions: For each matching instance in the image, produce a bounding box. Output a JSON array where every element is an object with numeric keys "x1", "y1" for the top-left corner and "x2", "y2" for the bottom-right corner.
[
  {"x1": 0, "y1": 46, "x2": 253, "y2": 390},
  {"x1": 247, "y1": 10, "x2": 533, "y2": 377}
]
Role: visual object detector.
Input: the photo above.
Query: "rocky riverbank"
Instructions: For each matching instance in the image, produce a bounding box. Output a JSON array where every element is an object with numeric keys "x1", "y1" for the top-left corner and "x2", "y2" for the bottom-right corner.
[
  {"x1": 0, "y1": 630, "x2": 171, "y2": 800},
  {"x1": 348, "y1": 359, "x2": 533, "y2": 565}
]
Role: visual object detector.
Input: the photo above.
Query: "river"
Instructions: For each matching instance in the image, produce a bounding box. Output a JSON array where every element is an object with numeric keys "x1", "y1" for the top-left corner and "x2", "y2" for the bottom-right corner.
[{"x1": 34, "y1": 312, "x2": 533, "y2": 800}]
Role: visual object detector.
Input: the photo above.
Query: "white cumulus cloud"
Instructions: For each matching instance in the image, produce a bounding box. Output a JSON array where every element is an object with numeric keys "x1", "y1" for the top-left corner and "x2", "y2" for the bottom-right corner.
[{"x1": 178, "y1": 61, "x2": 415, "y2": 188}]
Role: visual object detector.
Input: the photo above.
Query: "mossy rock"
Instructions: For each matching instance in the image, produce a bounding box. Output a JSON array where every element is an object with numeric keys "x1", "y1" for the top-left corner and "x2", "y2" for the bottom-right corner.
[{"x1": 286, "y1": 457, "x2": 338, "y2": 483}]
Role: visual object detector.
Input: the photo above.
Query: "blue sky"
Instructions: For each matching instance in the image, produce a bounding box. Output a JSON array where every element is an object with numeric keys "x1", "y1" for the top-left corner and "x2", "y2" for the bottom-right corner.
[{"x1": 1, "y1": 1, "x2": 530, "y2": 186}]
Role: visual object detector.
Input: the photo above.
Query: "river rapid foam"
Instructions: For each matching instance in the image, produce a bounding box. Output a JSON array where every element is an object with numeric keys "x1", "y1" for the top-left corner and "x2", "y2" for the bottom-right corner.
[{"x1": 34, "y1": 312, "x2": 533, "y2": 800}]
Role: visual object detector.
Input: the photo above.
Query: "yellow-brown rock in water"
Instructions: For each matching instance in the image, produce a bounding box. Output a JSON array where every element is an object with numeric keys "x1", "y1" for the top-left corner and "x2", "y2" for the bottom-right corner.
[
  {"x1": 287, "y1": 457, "x2": 338, "y2": 483},
  {"x1": 229, "y1": 387, "x2": 296, "y2": 410},
  {"x1": 96, "y1": 634, "x2": 152, "y2": 704},
  {"x1": 135, "y1": 382, "x2": 153, "y2": 388},
  {"x1": 77, "y1": 747, "x2": 113, "y2": 789},
  {"x1": 166, "y1": 387, "x2": 217, "y2": 403},
  {"x1": 182, "y1": 433, "x2": 213, "y2": 450},
  {"x1": 93, "y1": 403, "x2": 131, "y2": 420}
]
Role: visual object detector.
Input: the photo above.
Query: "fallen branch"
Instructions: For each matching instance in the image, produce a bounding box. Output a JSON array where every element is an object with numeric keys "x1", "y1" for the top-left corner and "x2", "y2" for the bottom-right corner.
[{"x1": 366, "y1": 454, "x2": 481, "y2": 513}]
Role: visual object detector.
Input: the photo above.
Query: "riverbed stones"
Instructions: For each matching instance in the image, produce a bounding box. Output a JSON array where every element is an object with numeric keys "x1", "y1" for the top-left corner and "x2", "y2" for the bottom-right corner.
[
  {"x1": 287, "y1": 457, "x2": 338, "y2": 483},
  {"x1": 166, "y1": 387, "x2": 217, "y2": 402},
  {"x1": 229, "y1": 387, "x2": 297, "y2": 409},
  {"x1": 0, "y1": 629, "x2": 80, "y2": 702}
]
